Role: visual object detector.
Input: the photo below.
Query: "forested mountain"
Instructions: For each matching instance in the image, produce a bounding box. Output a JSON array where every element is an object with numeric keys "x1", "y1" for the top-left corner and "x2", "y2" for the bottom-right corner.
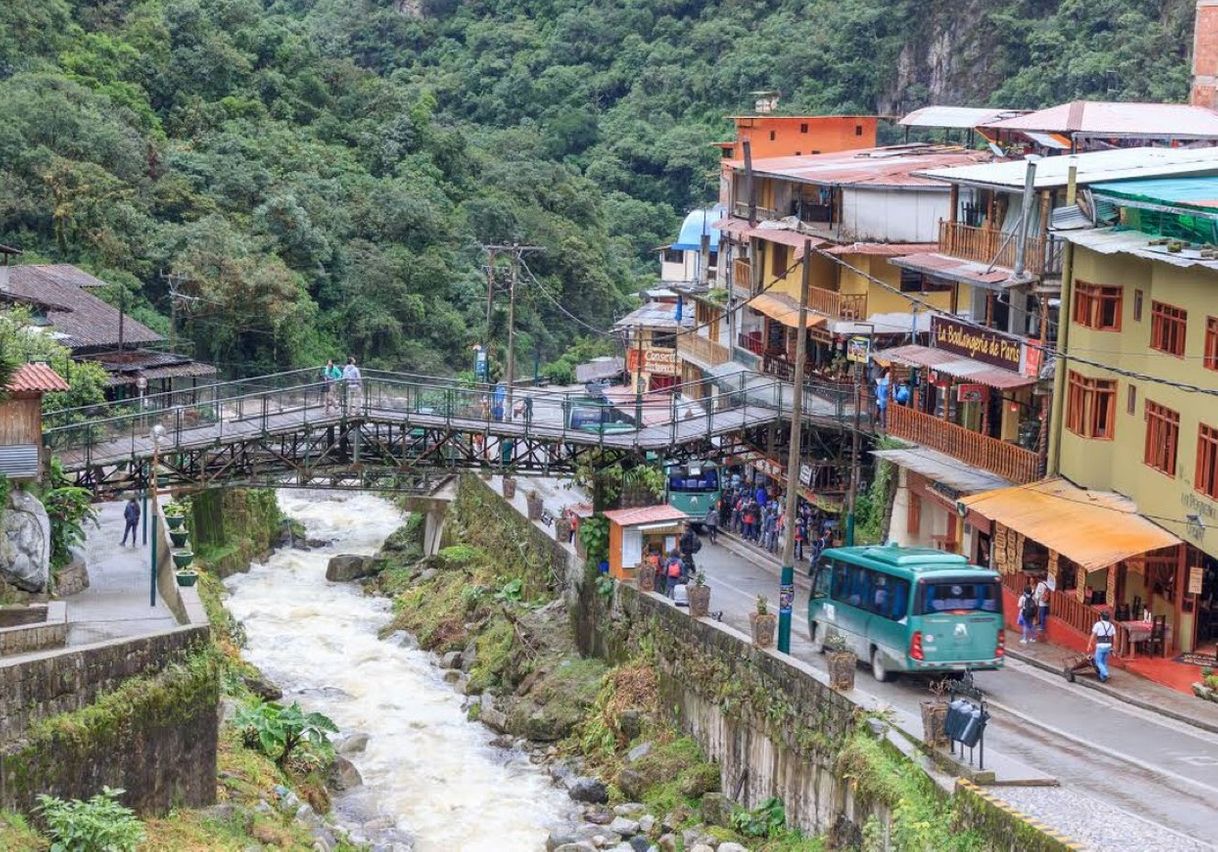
[{"x1": 0, "y1": 0, "x2": 1196, "y2": 377}]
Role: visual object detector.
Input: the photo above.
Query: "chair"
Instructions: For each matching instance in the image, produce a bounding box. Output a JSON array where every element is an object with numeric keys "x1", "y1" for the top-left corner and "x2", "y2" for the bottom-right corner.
[
  {"x1": 1147, "y1": 614, "x2": 1167, "y2": 656},
  {"x1": 1115, "y1": 603, "x2": 1131, "y2": 622},
  {"x1": 1131, "y1": 596, "x2": 1143, "y2": 620}
]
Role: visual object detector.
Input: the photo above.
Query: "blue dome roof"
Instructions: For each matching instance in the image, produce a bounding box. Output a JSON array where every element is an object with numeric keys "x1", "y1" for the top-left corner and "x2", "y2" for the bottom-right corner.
[{"x1": 672, "y1": 204, "x2": 726, "y2": 253}]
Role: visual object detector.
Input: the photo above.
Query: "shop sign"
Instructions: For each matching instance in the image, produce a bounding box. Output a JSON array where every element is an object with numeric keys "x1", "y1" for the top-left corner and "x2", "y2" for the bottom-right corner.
[
  {"x1": 752, "y1": 457, "x2": 784, "y2": 480},
  {"x1": 932, "y1": 315, "x2": 1023, "y2": 372},
  {"x1": 956, "y1": 383, "x2": 985, "y2": 403},
  {"x1": 1189, "y1": 565, "x2": 1205, "y2": 596},
  {"x1": 846, "y1": 336, "x2": 871, "y2": 363},
  {"x1": 799, "y1": 462, "x2": 813, "y2": 487},
  {"x1": 627, "y1": 348, "x2": 679, "y2": 375},
  {"x1": 1023, "y1": 343, "x2": 1043, "y2": 379}
]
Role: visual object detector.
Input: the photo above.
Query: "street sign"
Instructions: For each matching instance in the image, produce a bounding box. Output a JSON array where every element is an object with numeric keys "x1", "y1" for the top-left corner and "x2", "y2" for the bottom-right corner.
[
  {"x1": 474, "y1": 346, "x2": 488, "y2": 381},
  {"x1": 1189, "y1": 565, "x2": 1205, "y2": 596},
  {"x1": 846, "y1": 336, "x2": 870, "y2": 363}
]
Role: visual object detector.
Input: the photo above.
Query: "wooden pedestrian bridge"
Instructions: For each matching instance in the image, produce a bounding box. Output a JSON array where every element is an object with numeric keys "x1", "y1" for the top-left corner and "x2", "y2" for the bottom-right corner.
[{"x1": 43, "y1": 369, "x2": 860, "y2": 497}]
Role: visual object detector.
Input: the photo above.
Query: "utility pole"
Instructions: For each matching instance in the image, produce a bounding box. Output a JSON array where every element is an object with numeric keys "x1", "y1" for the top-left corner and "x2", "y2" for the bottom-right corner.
[
  {"x1": 481, "y1": 244, "x2": 544, "y2": 413},
  {"x1": 845, "y1": 368, "x2": 863, "y2": 546},
  {"x1": 777, "y1": 240, "x2": 812, "y2": 653},
  {"x1": 505, "y1": 245, "x2": 519, "y2": 417},
  {"x1": 484, "y1": 246, "x2": 499, "y2": 355}
]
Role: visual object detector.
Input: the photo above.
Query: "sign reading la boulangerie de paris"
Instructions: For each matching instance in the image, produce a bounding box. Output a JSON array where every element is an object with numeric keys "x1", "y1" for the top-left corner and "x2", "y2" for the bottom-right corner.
[{"x1": 932, "y1": 315, "x2": 1023, "y2": 372}]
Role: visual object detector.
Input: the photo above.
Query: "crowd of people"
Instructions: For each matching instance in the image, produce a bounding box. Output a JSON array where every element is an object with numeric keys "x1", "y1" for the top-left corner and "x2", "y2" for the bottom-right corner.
[
  {"x1": 717, "y1": 473, "x2": 835, "y2": 567},
  {"x1": 321, "y1": 357, "x2": 363, "y2": 414}
]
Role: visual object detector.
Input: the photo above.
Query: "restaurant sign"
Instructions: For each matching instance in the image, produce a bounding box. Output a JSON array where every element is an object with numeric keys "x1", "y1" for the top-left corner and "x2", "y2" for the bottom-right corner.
[
  {"x1": 932, "y1": 315, "x2": 1023, "y2": 373},
  {"x1": 627, "y1": 348, "x2": 679, "y2": 376}
]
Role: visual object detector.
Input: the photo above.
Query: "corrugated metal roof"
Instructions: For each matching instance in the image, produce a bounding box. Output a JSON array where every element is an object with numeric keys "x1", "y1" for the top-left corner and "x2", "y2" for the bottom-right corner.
[
  {"x1": 899, "y1": 106, "x2": 1025, "y2": 129},
  {"x1": 1050, "y1": 204, "x2": 1094, "y2": 231},
  {"x1": 603, "y1": 505, "x2": 690, "y2": 527},
  {"x1": 711, "y1": 217, "x2": 825, "y2": 256},
  {"x1": 1056, "y1": 227, "x2": 1218, "y2": 270},
  {"x1": 824, "y1": 242, "x2": 938, "y2": 256},
  {"x1": 871, "y1": 446, "x2": 1011, "y2": 494},
  {"x1": 960, "y1": 477, "x2": 1180, "y2": 572},
  {"x1": 728, "y1": 145, "x2": 993, "y2": 188},
  {"x1": 4, "y1": 265, "x2": 163, "y2": 350},
  {"x1": 0, "y1": 445, "x2": 40, "y2": 480},
  {"x1": 830, "y1": 311, "x2": 930, "y2": 336},
  {"x1": 612, "y1": 301, "x2": 695, "y2": 331},
  {"x1": 1090, "y1": 175, "x2": 1218, "y2": 212},
  {"x1": 982, "y1": 101, "x2": 1218, "y2": 138},
  {"x1": 873, "y1": 343, "x2": 1035, "y2": 389},
  {"x1": 748, "y1": 293, "x2": 828, "y2": 328},
  {"x1": 673, "y1": 205, "x2": 726, "y2": 252},
  {"x1": 6, "y1": 362, "x2": 69, "y2": 393},
  {"x1": 890, "y1": 251, "x2": 1013, "y2": 288},
  {"x1": 575, "y1": 357, "x2": 624, "y2": 383},
  {"x1": 917, "y1": 146, "x2": 1218, "y2": 191}
]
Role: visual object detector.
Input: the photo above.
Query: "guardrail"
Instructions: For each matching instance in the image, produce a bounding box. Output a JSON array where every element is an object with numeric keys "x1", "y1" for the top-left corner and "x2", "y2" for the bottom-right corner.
[{"x1": 885, "y1": 404, "x2": 1040, "y2": 484}]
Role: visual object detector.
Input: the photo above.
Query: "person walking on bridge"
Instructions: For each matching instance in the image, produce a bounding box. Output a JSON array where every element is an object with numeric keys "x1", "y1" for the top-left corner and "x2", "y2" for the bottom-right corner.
[
  {"x1": 121, "y1": 497, "x2": 140, "y2": 547},
  {"x1": 342, "y1": 356, "x2": 363, "y2": 413},
  {"x1": 321, "y1": 359, "x2": 342, "y2": 415}
]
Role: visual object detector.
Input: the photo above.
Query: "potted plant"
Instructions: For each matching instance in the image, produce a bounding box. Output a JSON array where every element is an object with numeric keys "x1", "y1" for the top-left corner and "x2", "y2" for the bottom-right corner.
[
  {"x1": 637, "y1": 560, "x2": 656, "y2": 593},
  {"x1": 169, "y1": 529, "x2": 189, "y2": 548},
  {"x1": 175, "y1": 569, "x2": 199, "y2": 588},
  {"x1": 172, "y1": 549, "x2": 194, "y2": 569},
  {"x1": 502, "y1": 475, "x2": 517, "y2": 499},
  {"x1": 163, "y1": 502, "x2": 187, "y2": 530},
  {"x1": 525, "y1": 490, "x2": 544, "y2": 521},
  {"x1": 920, "y1": 677, "x2": 951, "y2": 748},
  {"x1": 749, "y1": 595, "x2": 778, "y2": 648},
  {"x1": 688, "y1": 572, "x2": 711, "y2": 618},
  {"x1": 825, "y1": 634, "x2": 856, "y2": 691}
]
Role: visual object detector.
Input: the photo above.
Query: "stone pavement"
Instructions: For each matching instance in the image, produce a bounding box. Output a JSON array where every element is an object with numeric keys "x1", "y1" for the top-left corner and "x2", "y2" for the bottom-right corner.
[{"x1": 64, "y1": 500, "x2": 178, "y2": 645}]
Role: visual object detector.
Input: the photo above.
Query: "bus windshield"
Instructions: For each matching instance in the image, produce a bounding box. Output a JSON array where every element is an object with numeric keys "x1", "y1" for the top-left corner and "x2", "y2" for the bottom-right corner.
[
  {"x1": 917, "y1": 579, "x2": 1001, "y2": 615},
  {"x1": 668, "y1": 467, "x2": 719, "y2": 493}
]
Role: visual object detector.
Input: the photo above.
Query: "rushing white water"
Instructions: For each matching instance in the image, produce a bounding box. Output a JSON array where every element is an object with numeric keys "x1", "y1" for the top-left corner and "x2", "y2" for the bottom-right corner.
[{"x1": 224, "y1": 491, "x2": 575, "y2": 851}]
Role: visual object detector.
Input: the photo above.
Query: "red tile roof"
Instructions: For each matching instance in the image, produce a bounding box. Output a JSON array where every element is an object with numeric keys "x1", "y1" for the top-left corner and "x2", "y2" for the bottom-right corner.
[
  {"x1": 825, "y1": 242, "x2": 939, "y2": 256},
  {"x1": 726, "y1": 145, "x2": 995, "y2": 188},
  {"x1": 602, "y1": 505, "x2": 690, "y2": 527},
  {"x1": 7, "y1": 362, "x2": 69, "y2": 393}
]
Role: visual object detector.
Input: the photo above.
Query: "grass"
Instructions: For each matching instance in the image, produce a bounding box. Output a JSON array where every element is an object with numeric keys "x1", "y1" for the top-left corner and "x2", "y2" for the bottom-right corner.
[{"x1": 0, "y1": 811, "x2": 44, "y2": 851}]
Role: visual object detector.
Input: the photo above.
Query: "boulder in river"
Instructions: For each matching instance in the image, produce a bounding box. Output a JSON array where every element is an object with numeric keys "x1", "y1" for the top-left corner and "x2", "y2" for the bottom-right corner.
[
  {"x1": 441, "y1": 650, "x2": 463, "y2": 669},
  {"x1": 336, "y1": 732, "x2": 370, "y2": 754},
  {"x1": 567, "y1": 777, "x2": 608, "y2": 804},
  {"x1": 326, "y1": 554, "x2": 377, "y2": 582},
  {"x1": 327, "y1": 755, "x2": 363, "y2": 791},
  {"x1": 242, "y1": 672, "x2": 283, "y2": 701}
]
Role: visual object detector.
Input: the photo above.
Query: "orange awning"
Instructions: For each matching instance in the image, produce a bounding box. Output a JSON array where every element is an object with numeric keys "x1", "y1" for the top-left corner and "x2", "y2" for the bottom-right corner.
[
  {"x1": 748, "y1": 293, "x2": 828, "y2": 329},
  {"x1": 960, "y1": 478, "x2": 1180, "y2": 573}
]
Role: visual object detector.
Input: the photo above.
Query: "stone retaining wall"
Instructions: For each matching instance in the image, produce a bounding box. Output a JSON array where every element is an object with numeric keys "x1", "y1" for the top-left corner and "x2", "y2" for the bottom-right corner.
[{"x1": 0, "y1": 601, "x2": 66, "y2": 656}]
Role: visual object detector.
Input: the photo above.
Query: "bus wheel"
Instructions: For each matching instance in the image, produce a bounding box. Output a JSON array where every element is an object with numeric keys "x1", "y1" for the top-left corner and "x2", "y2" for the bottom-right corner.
[
  {"x1": 871, "y1": 649, "x2": 895, "y2": 683},
  {"x1": 809, "y1": 622, "x2": 824, "y2": 654}
]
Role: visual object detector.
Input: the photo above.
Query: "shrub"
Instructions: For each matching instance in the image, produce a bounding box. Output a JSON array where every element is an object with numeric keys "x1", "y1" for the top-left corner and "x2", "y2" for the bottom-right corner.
[
  {"x1": 235, "y1": 701, "x2": 338, "y2": 768},
  {"x1": 730, "y1": 796, "x2": 785, "y2": 839},
  {"x1": 37, "y1": 786, "x2": 145, "y2": 852}
]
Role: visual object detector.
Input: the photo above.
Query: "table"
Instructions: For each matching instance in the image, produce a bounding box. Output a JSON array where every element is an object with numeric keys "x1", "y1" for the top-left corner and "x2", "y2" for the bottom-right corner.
[{"x1": 1117, "y1": 620, "x2": 1169, "y2": 657}]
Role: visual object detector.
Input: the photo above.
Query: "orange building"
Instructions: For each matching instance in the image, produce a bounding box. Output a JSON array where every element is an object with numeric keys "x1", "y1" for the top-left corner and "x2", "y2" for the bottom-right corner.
[{"x1": 715, "y1": 115, "x2": 878, "y2": 161}]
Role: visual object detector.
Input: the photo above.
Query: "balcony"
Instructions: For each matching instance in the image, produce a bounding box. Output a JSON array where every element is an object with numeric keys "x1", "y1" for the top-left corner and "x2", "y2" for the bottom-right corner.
[
  {"x1": 938, "y1": 221, "x2": 1063, "y2": 278},
  {"x1": 677, "y1": 332, "x2": 730, "y2": 367},
  {"x1": 807, "y1": 287, "x2": 866, "y2": 320},
  {"x1": 731, "y1": 201, "x2": 780, "y2": 221},
  {"x1": 886, "y1": 404, "x2": 1040, "y2": 484},
  {"x1": 733, "y1": 258, "x2": 754, "y2": 293}
]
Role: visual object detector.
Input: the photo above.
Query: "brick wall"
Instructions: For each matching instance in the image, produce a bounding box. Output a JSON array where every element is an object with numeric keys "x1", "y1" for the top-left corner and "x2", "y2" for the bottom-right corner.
[{"x1": 1192, "y1": 0, "x2": 1218, "y2": 107}]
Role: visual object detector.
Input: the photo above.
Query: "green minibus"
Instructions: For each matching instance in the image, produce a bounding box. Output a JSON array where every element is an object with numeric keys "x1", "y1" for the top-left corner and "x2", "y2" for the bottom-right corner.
[{"x1": 807, "y1": 545, "x2": 1004, "y2": 682}]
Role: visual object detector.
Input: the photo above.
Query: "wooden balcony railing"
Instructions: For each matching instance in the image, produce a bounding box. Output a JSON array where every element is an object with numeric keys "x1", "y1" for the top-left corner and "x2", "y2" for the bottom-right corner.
[
  {"x1": 938, "y1": 221, "x2": 1063, "y2": 277},
  {"x1": 807, "y1": 286, "x2": 867, "y2": 320},
  {"x1": 731, "y1": 201, "x2": 780, "y2": 221},
  {"x1": 886, "y1": 404, "x2": 1040, "y2": 484},
  {"x1": 733, "y1": 258, "x2": 754, "y2": 292},
  {"x1": 677, "y1": 332, "x2": 730, "y2": 367},
  {"x1": 738, "y1": 332, "x2": 765, "y2": 356}
]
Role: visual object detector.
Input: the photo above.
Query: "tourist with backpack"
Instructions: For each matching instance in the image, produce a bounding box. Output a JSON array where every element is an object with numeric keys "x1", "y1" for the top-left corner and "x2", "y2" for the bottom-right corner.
[
  {"x1": 1018, "y1": 584, "x2": 1038, "y2": 644},
  {"x1": 663, "y1": 550, "x2": 683, "y2": 598}
]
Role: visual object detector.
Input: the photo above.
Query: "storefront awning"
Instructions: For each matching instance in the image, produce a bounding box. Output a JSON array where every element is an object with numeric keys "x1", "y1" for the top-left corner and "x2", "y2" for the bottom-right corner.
[
  {"x1": 890, "y1": 252, "x2": 1015, "y2": 291},
  {"x1": 748, "y1": 293, "x2": 828, "y2": 329},
  {"x1": 872, "y1": 447, "x2": 1011, "y2": 495},
  {"x1": 873, "y1": 343, "x2": 1035, "y2": 390},
  {"x1": 960, "y1": 478, "x2": 1181, "y2": 573}
]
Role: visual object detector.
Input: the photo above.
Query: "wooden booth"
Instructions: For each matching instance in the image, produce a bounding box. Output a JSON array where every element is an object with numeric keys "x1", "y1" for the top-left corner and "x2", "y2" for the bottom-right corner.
[
  {"x1": 0, "y1": 363, "x2": 69, "y2": 482},
  {"x1": 603, "y1": 505, "x2": 690, "y2": 581}
]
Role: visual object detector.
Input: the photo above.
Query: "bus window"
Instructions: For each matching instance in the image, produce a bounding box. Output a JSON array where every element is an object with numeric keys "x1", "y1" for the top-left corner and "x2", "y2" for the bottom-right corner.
[
  {"x1": 918, "y1": 580, "x2": 1000, "y2": 614},
  {"x1": 843, "y1": 564, "x2": 874, "y2": 610},
  {"x1": 829, "y1": 560, "x2": 850, "y2": 600},
  {"x1": 668, "y1": 468, "x2": 719, "y2": 492},
  {"x1": 866, "y1": 574, "x2": 910, "y2": 621},
  {"x1": 811, "y1": 566, "x2": 830, "y2": 598}
]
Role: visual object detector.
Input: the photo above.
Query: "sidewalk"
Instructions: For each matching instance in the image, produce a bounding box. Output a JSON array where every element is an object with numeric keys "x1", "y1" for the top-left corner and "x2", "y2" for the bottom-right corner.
[{"x1": 1003, "y1": 629, "x2": 1218, "y2": 735}]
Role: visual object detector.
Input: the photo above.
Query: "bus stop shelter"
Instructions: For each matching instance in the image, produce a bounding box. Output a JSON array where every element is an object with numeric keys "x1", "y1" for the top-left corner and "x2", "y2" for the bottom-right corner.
[{"x1": 603, "y1": 505, "x2": 690, "y2": 581}]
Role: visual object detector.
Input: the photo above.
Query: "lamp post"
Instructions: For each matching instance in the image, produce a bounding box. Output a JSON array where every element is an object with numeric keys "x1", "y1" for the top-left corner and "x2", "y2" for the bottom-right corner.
[{"x1": 149, "y1": 424, "x2": 165, "y2": 608}]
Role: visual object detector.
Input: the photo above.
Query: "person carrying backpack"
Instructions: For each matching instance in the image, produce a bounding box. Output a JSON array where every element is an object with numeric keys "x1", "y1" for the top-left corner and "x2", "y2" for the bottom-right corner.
[
  {"x1": 679, "y1": 522, "x2": 701, "y2": 568},
  {"x1": 1018, "y1": 584, "x2": 1038, "y2": 644},
  {"x1": 664, "y1": 550, "x2": 683, "y2": 598}
]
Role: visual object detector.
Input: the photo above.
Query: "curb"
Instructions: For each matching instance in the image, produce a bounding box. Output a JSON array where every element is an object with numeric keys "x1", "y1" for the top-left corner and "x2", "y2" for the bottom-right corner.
[
  {"x1": 955, "y1": 779, "x2": 1085, "y2": 851},
  {"x1": 1004, "y1": 647, "x2": 1218, "y2": 737}
]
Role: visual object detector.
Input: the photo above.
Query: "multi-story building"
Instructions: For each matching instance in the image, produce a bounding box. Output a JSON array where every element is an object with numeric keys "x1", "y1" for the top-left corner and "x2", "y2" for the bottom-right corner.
[
  {"x1": 658, "y1": 206, "x2": 724, "y2": 286},
  {"x1": 612, "y1": 297, "x2": 693, "y2": 395}
]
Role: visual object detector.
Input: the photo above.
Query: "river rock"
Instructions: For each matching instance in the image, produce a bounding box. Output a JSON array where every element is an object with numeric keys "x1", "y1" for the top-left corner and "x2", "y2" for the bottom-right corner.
[
  {"x1": 626, "y1": 742, "x2": 652, "y2": 763},
  {"x1": 661, "y1": 805, "x2": 692, "y2": 833},
  {"x1": 327, "y1": 755, "x2": 363, "y2": 791},
  {"x1": 336, "y1": 731, "x2": 370, "y2": 754},
  {"x1": 699, "y1": 792, "x2": 732, "y2": 828},
  {"x1": 628, "y1": 838, "x2": 651, "y2": 852},
  {"x1": 717, "y1": 843, "x2": 749, "y2": 852},
  {"x1": 618, "y1": 708, "x2": 643, "y2": 741},
  {"x1": 609, "y1": 816, "x2": 639, "y2": 837},
  {"x1": 441, "y1": 650, "x2": 463, "y2": 669},
  {"x1": 480, "y1": 698, "x2": 508, "y2": 733},
  {"x1": 656, "y1": 835, "x2": 678, "y2": 852},
  {"x1": 547, "y1": 832, "x2": 578, "y2": 851},
  {"x1": 568, "y1": 777, "x2": 609, "y2": 804},
  {"x1": 638, "y1": 815, "x2": 655, "y2": 835},
  {"x1": 688, "y1": 845, "x2": 714, "y2": 852},
  {"x1": 614, "y1": 803, "x2": 645, "y2": 817},
  {"x1": 442, "y1": 669, "x2": 463, "y2": 685},
  {"x1": 553, "y1": 844, "x2": 597, "y2": 852},
  {"x1": 0, "y1": 489, "x2": 51, "y2": 592},
  {"x1": 326, "y1": 554, "x2": 376, "y2": 582},
  {"x1": 461, "y1": 640, "x2": 478, "y2": 672},
  {"x1": 584, "y1": 804, "x2": 614, "y2": 825},
  {"x1": 616, "y1": 768, "x2": 647, "y2": 801},
  {"x1": 243, "y1": 672, "x2": 283, "y2": 701}
]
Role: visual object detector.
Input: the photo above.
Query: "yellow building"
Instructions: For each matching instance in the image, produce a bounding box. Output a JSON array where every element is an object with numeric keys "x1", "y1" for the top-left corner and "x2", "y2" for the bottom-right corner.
[{"x1": 1050, "y1": 176, "x2": 1218, "y2": 656}]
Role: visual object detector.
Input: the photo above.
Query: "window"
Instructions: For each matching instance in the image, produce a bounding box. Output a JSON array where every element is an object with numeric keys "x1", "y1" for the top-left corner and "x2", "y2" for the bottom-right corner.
[
  {"x1": 1127, "y1": 384, "x2": 1137, "y2": 416},
  {"x1": 855, "y1": 125, "x2": 863, "y2": 136},
  {"x1": 1150, "y1": 301, "x2": 1187, "y2": 356},
  {"x1": 867, "y1": 573, "x2": 911, "y2": 621},
  {"x1": 1065, "y1": 371, "x2": 1117, "y2": 439},
  {"x1": 1144, "y1": 400, "x2": 1180, "y2": 476},
  {"x1": 916, "y1": 579, "x2": 1000, "y2": 614},
  {"x1": 1205, "y1": 316, "x2": 1218, "y2": 371},
  {"x1": 651, "y1": 331, "x2": 676, "y2": 349},
  {"x1": 1072, "y1": 281, "x2": 1122, "y2": 330},
  {"x1": 1133, "y1": 289, "x2": 1144, "y2": 321},
  {"x1": 661, "y1": 248, "x2": 682, "y2": 264},
  {"x1": 900, "y1": 267, "x2": 951, "y2": 294},
  {"x1": 800, "y1": 123, "x2": 808, "y2": 134},
  {"x1": 770, "y1": 243, "x2": 789, "y2": 277},
  {"x1": 1197, "y1": 424, "x2": 1218, "y2": 500},
  {"x1": 769, "y1": 130, "x2": 776, "y2": 141}
]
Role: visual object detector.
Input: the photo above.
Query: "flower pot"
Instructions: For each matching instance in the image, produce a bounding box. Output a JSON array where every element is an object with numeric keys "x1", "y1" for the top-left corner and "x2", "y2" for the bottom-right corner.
[
  {"x1": 555, "y1": 517, "x2": 571, "y2": 542},
  {"x1": 166, "y1": 515, "x2": 185, "y2": 531},
  {"x1": 827, "y1": 650, "x2": 857, "y2": 691},
  {"x1": 638, "y1": 567, "x2": 656, "y2": 593},
  {"x1": 749, "y1": 611, "x2": 777, "y2": 648},
  {"x1": 175, "y1": 570, "x2": 199, "y2": 588},
  {"x1": 688, "y1": 584, "x2": 711, "y2": 618},
  {"x1": 172, "y1": 550, "x2": 194, "y2": 569},
  {"x1": 169, "y1": 530, "x2": 189, "y2": 548},
  {"x1": 526, "y1": 492, "x2": 543, "y2": 521},
  {"x1": 502, "y1": 477, "x2": 517, "y2": 499},
  {"x1": 920, "y1": 700, "x2": 950, "y2": 748}
]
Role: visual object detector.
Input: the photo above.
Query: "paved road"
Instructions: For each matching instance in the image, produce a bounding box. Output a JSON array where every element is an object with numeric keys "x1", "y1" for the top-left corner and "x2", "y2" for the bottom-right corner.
[{"x1": 696, "y1": 536, "x2": 1218, "y2": 848}]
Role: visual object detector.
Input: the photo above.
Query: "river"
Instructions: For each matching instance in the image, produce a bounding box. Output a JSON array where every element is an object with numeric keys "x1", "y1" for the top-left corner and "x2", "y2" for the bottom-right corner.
[{"x1": 223, "y1": 491, "x2": 576, "y2": 851}]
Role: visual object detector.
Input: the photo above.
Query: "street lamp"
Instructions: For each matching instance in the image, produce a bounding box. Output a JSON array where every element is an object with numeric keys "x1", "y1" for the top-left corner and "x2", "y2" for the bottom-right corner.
[{"x1": 149, "y1": 424, "x2": 165, "y2": 607}]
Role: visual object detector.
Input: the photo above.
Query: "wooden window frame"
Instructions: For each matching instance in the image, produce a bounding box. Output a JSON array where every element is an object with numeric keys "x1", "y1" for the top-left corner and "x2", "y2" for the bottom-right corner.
[
  {"x1": 1127, "y1": 383, "x2": 1137, "y2": 416},
  {"x1": 1144, "y1": 400, "x2": 1180, "y2": 477},
  {"x1": 1072, "y1": 281, "x2": 1122, "y2": 331},
  {"x1": 1205, "y1": 316, "x2": 1218, "y2": 371},
  {"x1": 1133, "y1": 289, "x2": 1144, "y2": 321},
  {"x1": 770, "y1": 243, "x2": 789, "y2": 278},
  {"x1": 1198, "y1": 424, "x2": 1218, "y2": 501},
  {"x1": 907, "y1": 493, "x2": 922, "y2": 536},
  {"x1": 1066, "y1": 370, "x2": 1117, "y2": 440},
  {"x1": 1150, "y1": 301, "x2": 1187, "y2": 357}
]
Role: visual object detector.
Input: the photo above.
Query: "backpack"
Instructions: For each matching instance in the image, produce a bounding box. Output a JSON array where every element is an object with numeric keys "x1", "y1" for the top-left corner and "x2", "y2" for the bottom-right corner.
[
  {"x1": 667, "y1": 560, "x2": 682, "y2": 578},
  {"x1": 1020, "y1": 594, "x2": 1037, "y2": 623},
  {"x1": 691, "y1": 536, "x2": 702, "y2": 553}
]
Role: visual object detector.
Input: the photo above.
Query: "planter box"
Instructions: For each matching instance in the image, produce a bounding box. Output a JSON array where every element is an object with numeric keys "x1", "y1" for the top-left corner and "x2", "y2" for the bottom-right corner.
[
  {"x1": 920, "y1": 700, "x2": 949, "y2": 747},
  {"x1": 502, "y1": 477, "x2": 517, "y2": 499},
  {"x1": 165, "y1": 515, "x2": 186, "y2": 531},
  {"x1": 749, "y1": 611, "x2": 777, "y2": 648},
  {"x1": 827, "y1": 651, "x2": 857, "y2": 691},
  {"x1": 172, "y1": 551, "x2": 195, "y2": 569},
  {"x1": 638, "y1": 567, "x2": 656, "y2": 593},
  {"x1": 688, "y1": 585, "x2": 711, "y2": 618},
  {"x1": 169, "y1": 530, "x2": 190, "y2": 548},
  {"x1": 526, "y1": 492, "x2": 544, "y2": 521},
  {"x1": 176, "y1": 571, "x2": 199, "y2": 588}
]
